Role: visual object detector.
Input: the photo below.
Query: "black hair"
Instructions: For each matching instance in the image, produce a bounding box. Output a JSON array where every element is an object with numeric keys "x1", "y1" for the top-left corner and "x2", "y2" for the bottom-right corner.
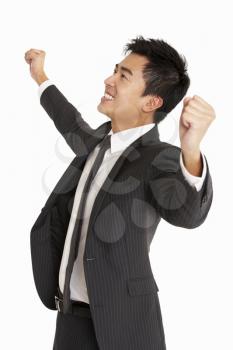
[{"x1": 123, "y1": 35, "x2": 190, "y2": 124}]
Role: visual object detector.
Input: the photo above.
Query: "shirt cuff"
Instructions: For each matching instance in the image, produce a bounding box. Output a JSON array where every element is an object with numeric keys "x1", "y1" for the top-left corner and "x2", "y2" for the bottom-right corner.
[
  {"x1": 180, "y1": 151, "x2": 207, "y2": 192},
  {"x1": 38, "y1": 79, "x2": 54, "y2": 99}
]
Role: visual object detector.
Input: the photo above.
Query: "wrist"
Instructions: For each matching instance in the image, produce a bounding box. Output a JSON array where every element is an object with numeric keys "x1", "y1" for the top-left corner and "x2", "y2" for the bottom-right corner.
[
  {"x1": 181, "y1": 149, "x2": 203, "y2": 177},
  {"x1": 34, "y1": 72, "x2": 49, "y2": 85},
  {"x1": 182, "y1": 148, "x2": 201, "y2": 160}
]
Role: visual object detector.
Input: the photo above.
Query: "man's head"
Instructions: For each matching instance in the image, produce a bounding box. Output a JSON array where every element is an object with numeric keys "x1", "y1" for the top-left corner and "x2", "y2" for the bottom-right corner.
[{"x1": 97, "y1": 36, "x2": 190, "y2": 129}]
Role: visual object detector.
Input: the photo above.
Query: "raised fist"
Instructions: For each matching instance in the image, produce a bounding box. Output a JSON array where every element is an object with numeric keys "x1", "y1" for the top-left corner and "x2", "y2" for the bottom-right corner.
[
  {"x1": 24, "y1": 48, "x2": 47, "y2": 83},
  {"x1": 179, "y1": 95, "x2": 216, "y2": 155}
]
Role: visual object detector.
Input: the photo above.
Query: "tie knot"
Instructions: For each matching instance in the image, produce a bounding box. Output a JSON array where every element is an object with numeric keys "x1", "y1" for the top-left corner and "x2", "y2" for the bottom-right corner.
[{"x1": 100, "y1": 134, "x2": 111, "y2": 151}]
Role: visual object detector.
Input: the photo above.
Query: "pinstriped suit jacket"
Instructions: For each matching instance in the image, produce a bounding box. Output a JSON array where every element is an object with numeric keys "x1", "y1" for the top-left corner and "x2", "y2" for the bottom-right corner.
[{"x1": 30, "y1": 84, "x2": 213, "y2": 350}]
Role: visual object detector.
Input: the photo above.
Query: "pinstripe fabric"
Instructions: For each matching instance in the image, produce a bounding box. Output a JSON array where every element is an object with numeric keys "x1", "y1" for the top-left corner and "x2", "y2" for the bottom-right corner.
[
  {"x1": 30, "y1": 84, "x2": 213, "y2": 350},
  {"x1": 52, "y1": 311, "x2": 99, "y2": 350},
  {"x1": 63, "y1": 135, "x2": 111, "y2": 314}
]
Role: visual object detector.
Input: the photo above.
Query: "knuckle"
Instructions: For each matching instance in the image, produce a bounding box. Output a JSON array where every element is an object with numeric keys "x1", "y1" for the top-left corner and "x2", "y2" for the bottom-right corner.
[
  {"x1": 185, "y1": 105, "x2": 192, "y2": 114},
  {"x1": 207, "y1": 115, "x2": 214, "y2": 122},
  {"x1": 210, "y1": 106, "x2": 216, "y2": 115},
  {"x1": 189, "y1": 99, "x2": 195, "y2": 106}
]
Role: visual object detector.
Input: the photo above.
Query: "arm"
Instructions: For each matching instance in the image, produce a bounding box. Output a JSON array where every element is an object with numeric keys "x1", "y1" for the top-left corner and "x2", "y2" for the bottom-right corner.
[
  {"x1": 149, "y1": 93, "x2": 215, "y2": 228},
  {"x1": 179, "y1": 151, "x2": 207, "y2": 192},
  {"x1": 148, "y1": 145, "x2": 213, "y2": 229},
  {"x1": 39, "y1": 82, "x2": 94, "y2": 156},
  {"x1": 38, "y1": 79, "x2": 54, "y2": 97},
  {"x1": 24, "y1": 48, "x2": 94, "y2": 155}
]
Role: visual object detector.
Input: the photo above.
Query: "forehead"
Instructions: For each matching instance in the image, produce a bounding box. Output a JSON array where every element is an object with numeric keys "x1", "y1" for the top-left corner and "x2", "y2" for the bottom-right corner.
[{"x1": 119, "y1": 53, "x2": 149, "y2": 76}]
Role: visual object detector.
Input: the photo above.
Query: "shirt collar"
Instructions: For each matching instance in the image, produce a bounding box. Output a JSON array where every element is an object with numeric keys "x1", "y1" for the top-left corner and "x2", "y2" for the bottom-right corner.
[{"x1": 106, "y1": 123, "x2": 155, "y2": 154}]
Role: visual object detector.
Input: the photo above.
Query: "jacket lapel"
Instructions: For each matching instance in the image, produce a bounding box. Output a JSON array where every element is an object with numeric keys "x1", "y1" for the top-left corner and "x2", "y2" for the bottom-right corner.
[
  {"x1": 42, "y1": 120, "x2": 113, "y2": 212},
  {"x1": 87, "y1": 122, "x2": 161, "y2": 233},
  {"x1": 42, "y1": 120, "x2": 161, "y2": 221}
]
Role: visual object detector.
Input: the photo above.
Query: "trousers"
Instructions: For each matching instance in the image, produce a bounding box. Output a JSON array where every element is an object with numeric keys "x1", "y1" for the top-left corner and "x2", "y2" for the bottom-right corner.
[{"x1": 52, "y1": 302, "x2": 100, "y2": 350}]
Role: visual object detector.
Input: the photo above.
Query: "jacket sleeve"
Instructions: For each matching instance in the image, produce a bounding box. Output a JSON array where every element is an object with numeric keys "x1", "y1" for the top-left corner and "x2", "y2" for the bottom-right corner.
[
  {"x1": 30, "y1": 205, "x2": 63, "y2": 310},
  {"x1": 179, "y1": 151, "x2": 207, "y2": 191},
  {"x1": 39, "y1": 84, "x2": 95, "y2": 156},
  {"x1": 148, "y1": 145, "x2": 213, "y2": 229}
]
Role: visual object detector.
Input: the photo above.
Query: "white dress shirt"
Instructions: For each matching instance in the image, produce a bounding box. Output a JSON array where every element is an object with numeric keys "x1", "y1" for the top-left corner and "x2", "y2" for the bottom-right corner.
[{"x1": 38, "y1": 80, "x2": 207, "y2": 303}]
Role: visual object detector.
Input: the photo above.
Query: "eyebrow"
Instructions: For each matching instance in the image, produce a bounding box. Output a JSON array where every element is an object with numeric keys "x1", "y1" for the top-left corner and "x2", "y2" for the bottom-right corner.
[{"x1": 115, "y1": 63, "x2": 133, "y2": 76}]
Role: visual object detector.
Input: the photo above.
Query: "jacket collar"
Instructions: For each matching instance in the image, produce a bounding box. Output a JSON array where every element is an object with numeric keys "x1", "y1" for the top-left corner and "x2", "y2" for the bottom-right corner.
[
  {"x1": 85, "y1": 120, "x2": 161, "y2": 234},
  {"x1": 41, "y1": 120, "x2": 161, "y2": 213},
  {"x1": 89, "y1": 120, "x2": 161, "y2": 153},
  {"x1": 104, "y1": 123, "x2": 156, "y2": 154}
]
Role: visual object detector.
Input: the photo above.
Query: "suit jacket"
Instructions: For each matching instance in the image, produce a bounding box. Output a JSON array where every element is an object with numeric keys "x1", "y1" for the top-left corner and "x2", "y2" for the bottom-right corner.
[{"x1": 30, "y1": 84, "x2": 213, "y2": 350}]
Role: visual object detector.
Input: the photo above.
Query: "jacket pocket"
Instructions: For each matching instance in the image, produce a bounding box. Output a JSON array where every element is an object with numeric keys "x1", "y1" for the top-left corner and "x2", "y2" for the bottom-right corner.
[{"x1": 127, "y1": 276, "x2": 159, "y2": 296}]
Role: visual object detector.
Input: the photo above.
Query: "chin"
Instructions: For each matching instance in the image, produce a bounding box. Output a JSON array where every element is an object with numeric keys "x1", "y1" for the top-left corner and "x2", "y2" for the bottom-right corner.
[{"x1": 97, "y1": 104, "x2": 112, "y2": 119}]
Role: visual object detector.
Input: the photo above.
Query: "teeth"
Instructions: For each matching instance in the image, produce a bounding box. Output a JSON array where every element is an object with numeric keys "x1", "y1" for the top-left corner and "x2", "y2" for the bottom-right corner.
[{"x1": 104, "y1": 93, "x2": 114, "y2": 100}]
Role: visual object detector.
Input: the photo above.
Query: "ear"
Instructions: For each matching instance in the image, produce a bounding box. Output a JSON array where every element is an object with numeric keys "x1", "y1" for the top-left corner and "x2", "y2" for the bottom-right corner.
[{"x1": 142, "y1": 95, "x2": 163, "y2": 113}]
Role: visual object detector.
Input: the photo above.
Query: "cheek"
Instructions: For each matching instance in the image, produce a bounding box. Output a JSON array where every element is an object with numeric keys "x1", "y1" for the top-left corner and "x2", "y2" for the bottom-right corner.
[{"x1": 117, "y1": 92, "x2": 134, "y2": 105}]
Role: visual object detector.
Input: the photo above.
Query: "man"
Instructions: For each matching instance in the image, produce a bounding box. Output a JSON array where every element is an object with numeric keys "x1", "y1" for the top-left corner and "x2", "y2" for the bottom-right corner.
[{"x1": 25, "y1": 36, "x2": 215, "y2": 350}]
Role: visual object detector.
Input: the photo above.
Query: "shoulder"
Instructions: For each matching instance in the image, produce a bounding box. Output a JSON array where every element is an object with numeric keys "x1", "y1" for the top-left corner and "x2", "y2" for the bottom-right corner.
[{"x1": 146, "y1": 141, "x2": 182, "y2": 174}]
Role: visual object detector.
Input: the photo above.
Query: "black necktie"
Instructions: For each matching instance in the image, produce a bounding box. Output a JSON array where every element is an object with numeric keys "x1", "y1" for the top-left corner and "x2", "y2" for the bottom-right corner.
[{"x1": 62, "y1": 134, "x2": 111, "y2": 313}]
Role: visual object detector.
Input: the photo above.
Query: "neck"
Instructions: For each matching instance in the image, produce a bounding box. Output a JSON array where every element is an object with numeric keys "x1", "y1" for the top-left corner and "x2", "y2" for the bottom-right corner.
[{"x1": 111, "y1": 120, "x2": 154, "y2": 134}]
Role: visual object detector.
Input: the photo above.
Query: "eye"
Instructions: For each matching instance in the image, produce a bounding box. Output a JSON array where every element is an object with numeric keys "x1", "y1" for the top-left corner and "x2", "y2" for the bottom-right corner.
[{"x1": 113, "y1": 69, "x2": 127, "y2": 79}]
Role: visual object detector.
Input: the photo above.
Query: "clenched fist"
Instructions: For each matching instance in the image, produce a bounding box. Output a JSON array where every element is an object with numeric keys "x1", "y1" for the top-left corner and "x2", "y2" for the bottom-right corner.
[
  {"x1": 179, "y1": 95, "x2": 216, "y2": 176},
  {"x1": 179, "y1": 95, "x2": 216, "y2": 153},
  {"x1": 24, "y1": 48, "x2": 48, "y2": 85}
]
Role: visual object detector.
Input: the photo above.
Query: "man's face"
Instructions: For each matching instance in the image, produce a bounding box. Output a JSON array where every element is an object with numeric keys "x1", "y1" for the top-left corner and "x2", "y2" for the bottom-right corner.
[{"x1": 97, "y1": 53, "x2": 152, "y2": 127}]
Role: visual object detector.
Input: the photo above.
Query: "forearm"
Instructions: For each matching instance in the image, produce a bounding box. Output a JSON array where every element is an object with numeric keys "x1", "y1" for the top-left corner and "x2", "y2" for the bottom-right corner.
[
  {"x1": 180, "y1": 151, "x2": 207, "y2": 192},
  {"x1": 149, "y1": 146, "x2": 213, "y2": 229},
  {"x1": 35, "y1": 71, "x2": 49, "y2": 86},
  {"x1": 181, "y1": 149, "x2": 203, "y2": 177}
]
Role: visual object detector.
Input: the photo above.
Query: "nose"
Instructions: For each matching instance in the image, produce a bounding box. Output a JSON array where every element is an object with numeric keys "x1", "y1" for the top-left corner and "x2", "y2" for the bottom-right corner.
[{"x1": 104, "y1": 73, "x2": 115, "y2": 86}]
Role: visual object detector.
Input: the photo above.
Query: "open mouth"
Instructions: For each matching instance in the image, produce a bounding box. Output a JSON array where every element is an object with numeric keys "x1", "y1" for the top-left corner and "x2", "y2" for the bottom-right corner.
[{"x1": 101, "y1": 92, "x2": 115, "y2": 102}]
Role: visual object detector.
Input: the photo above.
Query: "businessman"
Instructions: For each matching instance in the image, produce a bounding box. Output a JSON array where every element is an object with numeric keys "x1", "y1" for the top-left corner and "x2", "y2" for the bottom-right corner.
[{"x1": 25, "y1": 36, "x2": 215, "y2": 350}]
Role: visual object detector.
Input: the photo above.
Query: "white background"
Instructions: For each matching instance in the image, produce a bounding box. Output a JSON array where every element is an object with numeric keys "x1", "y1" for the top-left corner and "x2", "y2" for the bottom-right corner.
[{"x1": 1, "y1": 0, "x2": 232, "y2": 349}]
